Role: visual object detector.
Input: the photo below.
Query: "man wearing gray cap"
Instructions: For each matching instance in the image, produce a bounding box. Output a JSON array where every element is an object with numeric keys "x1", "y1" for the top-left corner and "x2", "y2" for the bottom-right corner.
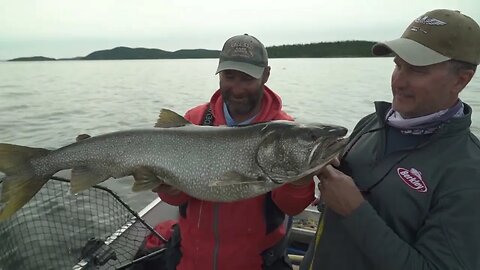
[
  {"x1": 154, "y1": 34, "x2": 314, "y2": 270},
  {"x1": 301, "y1": 9, "x2": 480, "y2": 270}
]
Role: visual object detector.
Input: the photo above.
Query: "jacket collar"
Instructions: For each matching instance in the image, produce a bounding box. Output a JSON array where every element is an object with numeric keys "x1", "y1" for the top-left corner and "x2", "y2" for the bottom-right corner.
[
  {"x1": 373, "y1": 101, "x2": 472, "y2": 136},
  {"x1": 208, "y1": 85, "x2": 283, "y2": 125}
]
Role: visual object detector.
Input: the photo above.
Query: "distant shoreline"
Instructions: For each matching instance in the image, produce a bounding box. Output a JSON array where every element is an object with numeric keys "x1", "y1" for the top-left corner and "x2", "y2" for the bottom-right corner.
[{"x1": 7, "y1": 40, "x2": 387, "y2": 62}]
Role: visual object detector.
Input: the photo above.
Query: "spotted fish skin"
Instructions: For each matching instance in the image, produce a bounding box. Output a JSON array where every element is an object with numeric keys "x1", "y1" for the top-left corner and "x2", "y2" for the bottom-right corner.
[{"x1": 0, "y1": 109, "x2": 348, "y2": 220}]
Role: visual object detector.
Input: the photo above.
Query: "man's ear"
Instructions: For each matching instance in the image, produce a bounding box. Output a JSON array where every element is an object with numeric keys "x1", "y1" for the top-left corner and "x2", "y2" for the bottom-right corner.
[
  {"x1": 262, "y1": 66, "x2": 271, "y2": 84},
  {"x1": 453, "y1": 69, "x2": 475, "y2": 94}
]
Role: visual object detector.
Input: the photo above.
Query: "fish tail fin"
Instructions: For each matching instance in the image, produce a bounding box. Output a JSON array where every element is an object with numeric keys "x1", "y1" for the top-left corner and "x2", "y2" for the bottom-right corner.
[{"x1": 0, "y1": 143, "x2": 50, "y2": 221}]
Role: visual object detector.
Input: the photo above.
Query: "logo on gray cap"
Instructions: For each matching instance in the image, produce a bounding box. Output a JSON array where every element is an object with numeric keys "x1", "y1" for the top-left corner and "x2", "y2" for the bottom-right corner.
[{"x1": 216, "y1": 34, "x2": 268, "y2": 79}]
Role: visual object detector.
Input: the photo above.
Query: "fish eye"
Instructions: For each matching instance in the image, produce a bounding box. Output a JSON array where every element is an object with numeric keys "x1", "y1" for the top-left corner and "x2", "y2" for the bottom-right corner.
[{"x1": 306, "y1": 130, "x2": 319, "y2": 141}]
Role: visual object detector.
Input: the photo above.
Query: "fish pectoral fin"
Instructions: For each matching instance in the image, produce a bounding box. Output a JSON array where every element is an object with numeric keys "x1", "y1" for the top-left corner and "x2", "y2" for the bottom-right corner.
[
  {"x1": 208, "y1": 172, "x2": 265, "y2": 187},
  {"x1": 70, "y1": 166, "x2": 111, "y2": 194},
  {"x1": 154, "y1": 108, "x2": 191, "y2": 128},
  {"x1": 0, "y1": 174, "x2": 48, "y2": 221},
  {"x1": 131, "y1": 166, "x2": 167, "y2": 192}
]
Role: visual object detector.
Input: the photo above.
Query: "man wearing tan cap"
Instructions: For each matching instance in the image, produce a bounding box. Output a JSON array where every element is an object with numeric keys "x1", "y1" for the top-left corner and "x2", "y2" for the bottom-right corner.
[
  {"x1": 301, "y1": 9, "x2": 480, "y2": 270},
  {"x1": 153, "y1": 34, "x2": 315, "y2": 270}
]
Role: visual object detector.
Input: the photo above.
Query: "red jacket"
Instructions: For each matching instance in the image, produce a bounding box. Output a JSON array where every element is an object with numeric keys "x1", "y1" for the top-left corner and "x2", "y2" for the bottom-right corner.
[{"x1": 158, "y1": 86, "x2": 315, "y2": 270}]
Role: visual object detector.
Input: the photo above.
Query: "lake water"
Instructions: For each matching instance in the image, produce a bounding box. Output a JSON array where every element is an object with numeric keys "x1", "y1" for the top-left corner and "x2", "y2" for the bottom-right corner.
[
  {"x1": 1, "y1": 57, "x2": 480, "y2": 211},
  {"x1": 0, "y1": 58, "x2": 480, "y2": 269}
]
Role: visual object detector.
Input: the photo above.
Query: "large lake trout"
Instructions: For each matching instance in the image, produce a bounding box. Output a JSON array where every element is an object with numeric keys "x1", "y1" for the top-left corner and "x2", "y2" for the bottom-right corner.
[{"x1": 0, "y1": 109, "x2": 347, "y2": 220}]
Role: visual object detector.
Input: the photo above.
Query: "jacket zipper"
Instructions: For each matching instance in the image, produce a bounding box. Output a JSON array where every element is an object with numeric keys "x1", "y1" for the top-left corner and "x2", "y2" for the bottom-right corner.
[
  {"x1": 197, "y1": 201, "x2": 203, "y2": 228},
  {"x1": 212, "y1": 203, "x2": 219, "y2": 270},
  {"x1": 309, "y1": 202, "x2": 326, "y2": 270}
]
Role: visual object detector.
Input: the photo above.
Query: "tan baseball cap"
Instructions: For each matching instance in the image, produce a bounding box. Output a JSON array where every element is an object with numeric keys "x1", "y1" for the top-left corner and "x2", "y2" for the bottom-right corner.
[
  {"x1": 216, "y1": 34, "x2": 268, "y2": 79},
  {"x1": 372, "y1": 9, "x2": 480, "y2": 66}
]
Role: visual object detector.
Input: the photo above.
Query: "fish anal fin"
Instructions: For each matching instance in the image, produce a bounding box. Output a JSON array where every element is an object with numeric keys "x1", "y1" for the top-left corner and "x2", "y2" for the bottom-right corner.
[
  {"x1": 132, "y1": 166, "x2": 174, "y2": 192},
  {"x1": 154, "y1": 109, "x2": 191, "y2": 128},
  {"x1": 70, "y1": 166, "x2": 111, "y2": 194}
]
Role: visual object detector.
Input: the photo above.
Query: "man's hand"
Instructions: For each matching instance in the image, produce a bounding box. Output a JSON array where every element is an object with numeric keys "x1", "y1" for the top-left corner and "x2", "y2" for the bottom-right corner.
[
  {"x1": 290, "y1": 156, "x2": 342, "y2": 187},
  {"x1": 152, "y1": 183, "x2": 182, "y2": 196},
  {"x1": 317, "y1": 165, "x2": 364, "y2": 216}
]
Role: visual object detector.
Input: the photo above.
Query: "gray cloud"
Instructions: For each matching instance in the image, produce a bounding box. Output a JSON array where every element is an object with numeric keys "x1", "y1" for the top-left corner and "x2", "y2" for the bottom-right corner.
[{"x1": 1, "y1": 0, "x2": 478, "y2": 59}]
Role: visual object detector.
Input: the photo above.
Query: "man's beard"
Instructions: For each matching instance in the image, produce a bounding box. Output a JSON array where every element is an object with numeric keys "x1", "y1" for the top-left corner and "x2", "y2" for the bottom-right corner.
[{"x1": 222, "y1": 87, "x2": 264, "y2": 116}]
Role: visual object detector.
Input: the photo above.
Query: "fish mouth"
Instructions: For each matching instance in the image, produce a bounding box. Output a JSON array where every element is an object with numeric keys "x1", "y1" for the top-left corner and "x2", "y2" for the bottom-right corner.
[{"x1": 308, "y1": 137, "x2": 348, "y2": 166}]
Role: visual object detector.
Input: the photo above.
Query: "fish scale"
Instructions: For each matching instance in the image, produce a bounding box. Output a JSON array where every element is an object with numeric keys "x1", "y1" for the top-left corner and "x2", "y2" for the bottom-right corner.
[{"x1": 0, "y1": 109, "x2": 348, "y2": 220}]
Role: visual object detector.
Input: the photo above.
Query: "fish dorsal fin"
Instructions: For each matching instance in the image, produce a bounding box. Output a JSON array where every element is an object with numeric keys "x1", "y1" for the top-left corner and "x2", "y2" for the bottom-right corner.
[{"x1": 155, "y1": 108, "x2": 191, "y2": 128}]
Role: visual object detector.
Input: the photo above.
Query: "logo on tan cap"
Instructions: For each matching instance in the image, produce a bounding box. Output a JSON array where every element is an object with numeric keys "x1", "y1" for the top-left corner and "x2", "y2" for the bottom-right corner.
[
  {"x1": 414, "y1": 15, "x2": 447, "y2": 26},
  {"x1": 410, "y1": 16, "x2": 447, "y2": 34}
]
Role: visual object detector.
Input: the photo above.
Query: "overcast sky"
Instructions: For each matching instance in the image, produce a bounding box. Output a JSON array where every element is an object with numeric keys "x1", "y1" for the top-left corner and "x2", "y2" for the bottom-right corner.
[{"x1": 1, "y1": 0, "x2": 478, "y2": 60}]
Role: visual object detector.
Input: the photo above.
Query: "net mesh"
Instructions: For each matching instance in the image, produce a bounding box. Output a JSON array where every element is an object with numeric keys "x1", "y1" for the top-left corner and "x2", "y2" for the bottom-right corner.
[{"x1": 0, "y1": 177, "x2": 157, "y2": 270}]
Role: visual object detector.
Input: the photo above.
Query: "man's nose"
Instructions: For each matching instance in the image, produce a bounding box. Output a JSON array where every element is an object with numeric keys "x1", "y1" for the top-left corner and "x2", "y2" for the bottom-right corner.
[
  {"x1": 391, "y1": 69, "x2": 407, "y2": 89},
  {"x1": 229, "y1": 79, "x2": 246, "y2": 96}
]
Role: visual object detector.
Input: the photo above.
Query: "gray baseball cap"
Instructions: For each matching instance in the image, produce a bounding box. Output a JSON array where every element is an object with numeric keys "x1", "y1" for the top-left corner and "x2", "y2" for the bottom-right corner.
[
  {"x1": 216, "y1": 34, "x2": 268, "y2": 79},
  {"x1": 372, "y1": 9, "x2": 480, "y2": 66}
]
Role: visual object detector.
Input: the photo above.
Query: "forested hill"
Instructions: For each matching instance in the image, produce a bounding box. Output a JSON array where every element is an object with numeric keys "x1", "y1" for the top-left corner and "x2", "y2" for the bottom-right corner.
[
  {"x1": 8, "y1": 40, "x2": 382, "y2": 61},
  {"x1": 267, "y1": 41, "x2": 377, "y2": 58},
  {"x1": 83, "y1": 46, "x2": 220, "y2": 60},
  {"x1": 8, "y1": 56, "x2": 56, "y2": 61}
]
